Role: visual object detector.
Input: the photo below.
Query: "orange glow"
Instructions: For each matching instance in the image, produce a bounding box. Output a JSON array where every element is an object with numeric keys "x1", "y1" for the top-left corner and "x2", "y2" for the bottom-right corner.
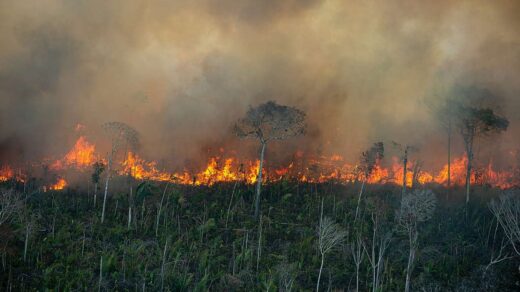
[
  {"x1": 52, "y1": 136, "x2": 97, "y2": 170},
  {"x1": 1, "y1": 133, "x2": 518, "y2": 190},
  {"x1": 50, "y1": 178, "x2": 67, "y2": 190},
  {"x1": 121, "y1": 152, "x2": 173, "y2": 182},
  {"x1": 0, "y1": 165, "x2": 14, "y2": 182}
]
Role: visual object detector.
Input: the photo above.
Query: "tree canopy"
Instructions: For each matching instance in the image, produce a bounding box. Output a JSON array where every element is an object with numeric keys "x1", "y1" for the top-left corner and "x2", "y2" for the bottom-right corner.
[{"x1": 234, "y1": 101, "x2": 306, "y2": 144}]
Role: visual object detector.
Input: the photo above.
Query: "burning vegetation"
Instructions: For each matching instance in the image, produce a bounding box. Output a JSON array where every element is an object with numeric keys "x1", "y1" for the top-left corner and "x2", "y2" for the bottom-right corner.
[
  {"x1": 0, "y1": 131, "x2": 517, "y2": 191},
  {"x1": 1, "y1": 1, "x2": 520, "y2": 290}
]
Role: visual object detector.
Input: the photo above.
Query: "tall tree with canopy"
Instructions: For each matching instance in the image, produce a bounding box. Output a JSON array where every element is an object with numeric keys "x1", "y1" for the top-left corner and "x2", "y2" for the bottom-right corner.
[
  {"x1": 456, "y1": 106, "x2": 508, "y2": 203},
  {"x1": 234, "y1": 101, "x2": 306, "y2": 219},
  {"x1": 100, "y1": 122, "x2": 139, "y2": 223}
]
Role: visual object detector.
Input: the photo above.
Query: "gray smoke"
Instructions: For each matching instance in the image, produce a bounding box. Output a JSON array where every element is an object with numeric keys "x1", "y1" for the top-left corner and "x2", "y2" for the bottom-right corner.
[{"x1": 0, "y1": 0, "x2": 518, "y2": 170}]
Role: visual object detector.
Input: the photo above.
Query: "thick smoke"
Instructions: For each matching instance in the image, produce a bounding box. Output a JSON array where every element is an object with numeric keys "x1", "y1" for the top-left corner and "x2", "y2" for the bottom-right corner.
[{"x1": 0, "y1": 0, "x2": 519, "y2": 170}]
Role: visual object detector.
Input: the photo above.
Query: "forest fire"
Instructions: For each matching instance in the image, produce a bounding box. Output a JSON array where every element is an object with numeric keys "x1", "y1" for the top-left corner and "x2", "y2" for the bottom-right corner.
[
  {"x1": 0, "y1": 135, "x2": 518, "y2": 190},
  {"x1": 51, "y1": 136, "x2": 97, "y2": 170},
  {"x1": 49, "y1": 178, "x2": 67, "y2": 190},
  {"x1": 0, "y1": 165, "x2": 14, "y2": 182}
]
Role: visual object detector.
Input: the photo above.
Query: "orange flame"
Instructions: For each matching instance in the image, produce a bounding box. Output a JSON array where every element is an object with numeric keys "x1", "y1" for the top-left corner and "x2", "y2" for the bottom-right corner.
[
  {"x1": 52, "y1": 136, "x2": 97, "y2": 170},
  {"x1": 0, "y1": 165, "x2": 14, "y2": 182},
  {"x1": 1, "y1": 133, "x2": 518, "y2": 190},
  {"x1": 50, "y1": 178, "x2": 67, "y2": 190}
]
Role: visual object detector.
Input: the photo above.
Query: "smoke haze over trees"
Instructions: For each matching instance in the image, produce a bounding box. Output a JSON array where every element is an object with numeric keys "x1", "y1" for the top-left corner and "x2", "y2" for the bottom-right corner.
[{"x1": 0, "y1": 0, "x2": 519, "y2": 170}]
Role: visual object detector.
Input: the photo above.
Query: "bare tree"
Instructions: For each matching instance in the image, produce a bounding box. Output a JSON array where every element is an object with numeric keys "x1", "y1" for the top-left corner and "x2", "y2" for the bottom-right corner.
[
  {"x1": 316, "y1": 216, "x2": 346, "y2": 292},
  {"x1": 234, "y1": 101, "x2": 306, "y2": 219},
  {"x1": 101, "y1": 122, "x2": 139, "y2": 223},
  {"x1": 363, "y1": 213, "x2": 392, "y2": 292},
  {"x1": 489, "y1": 191, "x2": 520, "y2": 256},
  {"x1": 350, "y1": 233, "x2": 364, "y2": 292},
  {"x1": 397, "y1": 189, "x2": 437, "y2": 292},
  {"x1": 455, "y1": 106, "x2": 508, "y2": 204},
  {"x1": 355, "y1": 142, "x2": 384, "y2": 222}
]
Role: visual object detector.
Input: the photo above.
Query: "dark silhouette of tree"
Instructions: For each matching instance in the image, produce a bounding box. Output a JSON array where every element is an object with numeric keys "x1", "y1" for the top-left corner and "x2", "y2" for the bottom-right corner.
[
  {"x1": 234, "y1": 101, "x2": 306, "y2": 219},
  {"x1": 354, "y1": 142, "x2": 384, "y2": 222},
  {"x1": 456, "y1": 106, "x2": 508, "y2": 203},
  {"x1": 91, "y1": 161, "x2": 105, "y2": 208},
  {"x1": 392, "y1": 142, "x2": 418, "y2": 197}
]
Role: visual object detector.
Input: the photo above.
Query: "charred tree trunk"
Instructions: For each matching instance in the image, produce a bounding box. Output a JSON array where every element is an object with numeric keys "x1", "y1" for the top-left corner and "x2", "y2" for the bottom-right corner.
[{"x1": 254, "y1": 142, "x2": 266, "y2": 220}]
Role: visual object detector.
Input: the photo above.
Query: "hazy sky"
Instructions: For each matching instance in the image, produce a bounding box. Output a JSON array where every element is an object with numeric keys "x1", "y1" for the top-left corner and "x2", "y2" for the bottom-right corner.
[{"x1": 0, "y1": 0, "x2": 518, "y2": 168}]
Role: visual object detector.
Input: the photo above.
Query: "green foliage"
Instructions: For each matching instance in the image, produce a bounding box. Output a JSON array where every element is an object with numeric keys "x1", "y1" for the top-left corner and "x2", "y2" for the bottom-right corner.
[{"x1": 0, "y1": 182, "x2": 518, "y2": 291}]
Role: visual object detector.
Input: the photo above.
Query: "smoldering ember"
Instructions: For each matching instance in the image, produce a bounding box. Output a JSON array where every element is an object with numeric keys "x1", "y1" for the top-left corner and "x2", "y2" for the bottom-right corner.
[{"x1": 0, "y1": 1, "x2": 519, "y2": 291}]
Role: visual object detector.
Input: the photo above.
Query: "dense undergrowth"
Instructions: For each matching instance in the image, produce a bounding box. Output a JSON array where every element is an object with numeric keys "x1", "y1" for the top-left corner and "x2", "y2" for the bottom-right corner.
[{"x1": 0, "y1": 179, "x2": 518, "y2": 291}]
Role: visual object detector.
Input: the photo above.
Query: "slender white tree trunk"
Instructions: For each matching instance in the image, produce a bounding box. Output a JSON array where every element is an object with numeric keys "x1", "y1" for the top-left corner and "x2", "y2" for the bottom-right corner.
[
  {"x1": 355, "y1": 263, "x2": 360, "y2": 292},
  {"x1": 254, "y1": 142, "x2": 266, "y2": 219},
  {"x1": 316, "y1": 254, "x2": 324, "y2": 292},
  {"x1": 127, "y1": 206, "x2": 132, "y2": 230},
  {"x1": 94, "y1": 182, "x2": 98, "y2": 208},
  {"x1": 225, "y1": 180, "x2": 239, "y2": 228},
  {"x1": 160, "y1": 239, "x2": 169, "y2": 292},
  {"x1": 101, "y1": 154, "x2": 113, "y2": 223},
  {"x1": 156, "y1": 182, "x2": 169, "y2": 236},
  {"x1": 128, "y1": 185, "x2": 132, "y2": 230},
  {"x1": 354, "y1": 179, "x2": 366, "y2": 222},
  {"x1": 98, "y1": 255, "x2": 103, "y2": 292},
  {"x1": 23, "y1": 224, "x2": 29, "y2": 262},
  {"x1": 256, "y1": 215, "x2": 263, "y2": 272},
  {"x1": 405, "y1": 229, "x2": 417, "y2": 292}
]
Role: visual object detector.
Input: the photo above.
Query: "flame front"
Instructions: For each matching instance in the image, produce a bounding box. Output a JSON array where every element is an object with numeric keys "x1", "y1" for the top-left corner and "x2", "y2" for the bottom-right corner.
[{"x1": 1, "y1": 135, "x2": 519, "y2": 190}]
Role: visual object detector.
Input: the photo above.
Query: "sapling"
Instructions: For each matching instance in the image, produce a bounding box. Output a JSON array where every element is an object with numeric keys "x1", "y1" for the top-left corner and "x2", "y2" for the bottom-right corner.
[{"x1": 316, "y1": 216, "x2": 346, "y2": 291}]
